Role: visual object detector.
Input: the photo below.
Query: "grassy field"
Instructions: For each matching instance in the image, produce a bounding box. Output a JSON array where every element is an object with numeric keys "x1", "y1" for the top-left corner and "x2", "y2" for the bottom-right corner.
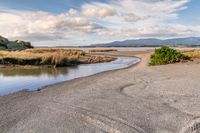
[{"x1": 0, "y1": 48, "x2": 115, "y2": 67}]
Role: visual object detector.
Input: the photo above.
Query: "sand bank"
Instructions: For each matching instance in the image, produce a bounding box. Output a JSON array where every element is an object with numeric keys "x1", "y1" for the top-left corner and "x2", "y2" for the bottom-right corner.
[{"x1": 0, "y1": 50, "x2": 200, "y2": 133}]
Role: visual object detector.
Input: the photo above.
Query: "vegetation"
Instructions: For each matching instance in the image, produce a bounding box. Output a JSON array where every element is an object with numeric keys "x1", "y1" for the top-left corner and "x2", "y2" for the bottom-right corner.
[
  {"x1": 183, "y1": 49, "x2": 200, "y2": 59},
  {"x1": 149, "y1": 46, "x2": 190, "y2": 65},
  {"x1": 0, "y1": 36, "x2": 8, "y2": 50},
  {"x1": 0, "y1": 48, "x2": 115, "y2": 67},
  {"x1": 0, "y1": 36, "x2": 33, "y2": 51},
  {"x1": 89, "y1": 49, "x2": 118, "y2": 53},
  {"x1": 0, "y1": 44, "x2": 7, "y2": 50},
  {"x1": 25, "y1": 48, "x2": 84, "y2": 56}
]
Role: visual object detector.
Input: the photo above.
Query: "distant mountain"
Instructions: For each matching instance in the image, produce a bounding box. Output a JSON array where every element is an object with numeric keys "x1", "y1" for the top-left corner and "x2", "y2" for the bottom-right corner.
[
  {"x1": 91, "y1": 37, "x2": 200, "y2": 47},
  {"x1": 0, "y1": 36, "x2": 33, "y2": 51}
]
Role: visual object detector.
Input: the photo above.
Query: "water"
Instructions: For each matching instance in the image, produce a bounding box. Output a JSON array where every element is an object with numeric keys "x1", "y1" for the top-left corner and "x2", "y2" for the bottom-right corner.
[{"x1": 0, "y1": 57, "x2": 140, "y2": 96}]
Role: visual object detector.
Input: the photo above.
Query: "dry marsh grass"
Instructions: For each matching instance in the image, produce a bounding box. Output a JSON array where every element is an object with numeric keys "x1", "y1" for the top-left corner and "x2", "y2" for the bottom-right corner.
[
  {"x1": 184, "y1": 50, "x2": 200, "y2": 59},
  {"x1": 0, "y1": 49, "x2": 84, "y2": 66},
  {"x1": 89, "y1": 49, "x2": 118, "y2": 53},
  {"x1": 25, "y1": 48, "x2": 84, "y2": 56},
  {"x1": 0, "y1": 48, "x2": 115, "y2": 67}
]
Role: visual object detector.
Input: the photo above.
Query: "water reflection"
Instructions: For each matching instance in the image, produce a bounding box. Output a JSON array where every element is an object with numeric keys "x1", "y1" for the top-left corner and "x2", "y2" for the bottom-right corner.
[
  {"x1": 0, "y1": 67, "x2": 77, "y2": 77},
  {"x1": 0, "y1": 57, "x2": 140, "y2": 96}
]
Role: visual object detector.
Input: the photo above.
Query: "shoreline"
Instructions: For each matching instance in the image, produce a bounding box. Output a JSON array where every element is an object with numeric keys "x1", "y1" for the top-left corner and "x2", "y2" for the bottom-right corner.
[
  {"x1": 0, "y1": 54, "x2": 141, "y2": 97},
  {"x1": 35, "y1": 56, "x2": 141, "y2": 94},
  {"x1": 1, "y1": 51, "x2": 200, "y2": 132}
]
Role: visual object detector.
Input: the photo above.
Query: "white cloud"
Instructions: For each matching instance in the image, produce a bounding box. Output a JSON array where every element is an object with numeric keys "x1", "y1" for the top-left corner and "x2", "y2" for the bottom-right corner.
[
  {"x1": 0, "y1": 10, "x2": 103, "y2": 45},
  {"x1": 82, "y1": 2, "x2": 117, "y2": 18},
  {"x1": 0, "y1": 0, "x2": 199, "y2": 46}
]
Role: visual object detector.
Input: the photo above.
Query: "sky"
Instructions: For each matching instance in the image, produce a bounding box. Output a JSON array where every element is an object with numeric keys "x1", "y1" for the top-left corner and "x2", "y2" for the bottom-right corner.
[{"x1": 0, "y1": 0, "x2": 200, "y2": 46}]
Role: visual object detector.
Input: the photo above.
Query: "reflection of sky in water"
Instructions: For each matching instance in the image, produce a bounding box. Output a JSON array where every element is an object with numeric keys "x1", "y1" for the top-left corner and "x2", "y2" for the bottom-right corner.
[{"x1": 0, "y1": 57, "x2": 140, "y2": 96}]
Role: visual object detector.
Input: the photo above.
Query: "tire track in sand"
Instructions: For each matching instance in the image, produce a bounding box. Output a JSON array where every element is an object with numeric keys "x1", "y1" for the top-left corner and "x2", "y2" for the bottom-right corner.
[{"x1": 75, "y1": 106, "x2": 147, "y2": 133}]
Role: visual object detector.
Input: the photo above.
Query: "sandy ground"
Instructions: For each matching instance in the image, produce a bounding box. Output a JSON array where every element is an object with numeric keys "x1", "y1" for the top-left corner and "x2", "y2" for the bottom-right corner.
[{"x1": 1, "y1": 51, "x2": 200, "y2": 133}]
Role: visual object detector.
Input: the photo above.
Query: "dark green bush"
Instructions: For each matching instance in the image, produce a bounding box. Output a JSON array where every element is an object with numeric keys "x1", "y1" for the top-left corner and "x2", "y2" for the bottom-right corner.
[{"x1": 149, "y1": 46, "x2": 190, "y2": 65}]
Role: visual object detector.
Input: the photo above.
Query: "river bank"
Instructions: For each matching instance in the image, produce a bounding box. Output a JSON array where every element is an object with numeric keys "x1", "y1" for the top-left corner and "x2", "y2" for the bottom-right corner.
[
  {"x1": 1, "y1": 50, "x2": 200, "y2": 133},
  {"x1": 0, "y1": 48, "x2": 116, "y2": 67},
  {"x1": 0, "y1": 56, "x2": 140, "y2": 96}
]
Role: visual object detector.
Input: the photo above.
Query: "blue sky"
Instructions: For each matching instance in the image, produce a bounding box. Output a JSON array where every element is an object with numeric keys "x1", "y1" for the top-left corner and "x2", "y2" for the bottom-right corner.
[
  {"x1": 0, "y1": 0, "x2": 108, "y2": 13},
  {"x1": 174, "y1": 0, "x2": 200, "y2": 25},
  {"x1": 1, "y1": 0, "x2": 199, "y2": 21},
  {"x1": 0, "y1": 0, "x2": 200, "y2": 46}
]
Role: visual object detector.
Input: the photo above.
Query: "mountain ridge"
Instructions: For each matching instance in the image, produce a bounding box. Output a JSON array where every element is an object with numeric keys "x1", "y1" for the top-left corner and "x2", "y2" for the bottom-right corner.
[{"x1": 91, "y1": 37, "x2": 200, "y2": 47}]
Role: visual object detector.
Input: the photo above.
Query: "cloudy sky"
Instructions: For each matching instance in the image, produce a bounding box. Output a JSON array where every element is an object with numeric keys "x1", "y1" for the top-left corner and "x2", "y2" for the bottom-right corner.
[{"x1": 0, "y1": 0, "x2": 200, "y2": 46}]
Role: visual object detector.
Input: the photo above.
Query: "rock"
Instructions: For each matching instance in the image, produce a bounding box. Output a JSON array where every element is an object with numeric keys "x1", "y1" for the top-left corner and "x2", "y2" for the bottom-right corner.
[
  {"x1": 0, "y1": 36, "x2": 9, "y2": 45},
  {"x1": 0, "y1": 36, "x2": 9, "y2": 50},
  {"x1": 0, "y1": 36, "x2": 34, "y2": 51}
]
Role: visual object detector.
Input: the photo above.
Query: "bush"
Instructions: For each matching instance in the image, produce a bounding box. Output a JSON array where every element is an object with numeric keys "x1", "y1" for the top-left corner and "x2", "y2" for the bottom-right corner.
[{"x1": 149, "y1": 46, "x2": 190, "y2": 65}]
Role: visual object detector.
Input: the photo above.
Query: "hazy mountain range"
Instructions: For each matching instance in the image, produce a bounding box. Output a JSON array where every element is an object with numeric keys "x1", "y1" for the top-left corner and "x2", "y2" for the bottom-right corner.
[{"x1": 91, "y1": 37, "x2": 200, "y2": 47}]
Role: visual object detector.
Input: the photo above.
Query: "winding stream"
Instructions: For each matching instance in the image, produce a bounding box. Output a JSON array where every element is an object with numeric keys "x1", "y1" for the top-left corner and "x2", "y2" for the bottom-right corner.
[{"x1": 0, "y1": 57, "x2": 140, "y2": 96}]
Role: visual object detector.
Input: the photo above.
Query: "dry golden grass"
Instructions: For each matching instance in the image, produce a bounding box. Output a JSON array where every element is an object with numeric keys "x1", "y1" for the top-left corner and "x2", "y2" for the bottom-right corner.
[
  {"x1": 178, "y1": 49, "x2": 195, "y2": 53},
  {"x1": 0, "y1": 49, "x2": 84, "y2": 58},
  {"x1": 175, "y1": 49, "x2": 200, "y2": 59},
  {"x1": 25, "y1": 48, "x2": 84, "y2": 56},
  {"x1": 0, "y1": 48, "x2": 115, "y2": 67},
  {"x1": 80, "y1": 56, "x2": 116, "y2": 64},
  {"x1": 184, "y1": 50, "x2": 200, "y2": 59},
  {"x1": 0, "y1": 48, "x2": 85, "y2": 66},
  {"x1": 89, "y1": 49, "x2": 118, "y2": 53}
]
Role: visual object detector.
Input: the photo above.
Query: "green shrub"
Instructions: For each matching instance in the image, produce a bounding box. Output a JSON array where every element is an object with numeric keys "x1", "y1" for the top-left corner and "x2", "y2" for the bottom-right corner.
[{"x1": 149, "y1": 46, "x2": 190, "y2": 65}]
